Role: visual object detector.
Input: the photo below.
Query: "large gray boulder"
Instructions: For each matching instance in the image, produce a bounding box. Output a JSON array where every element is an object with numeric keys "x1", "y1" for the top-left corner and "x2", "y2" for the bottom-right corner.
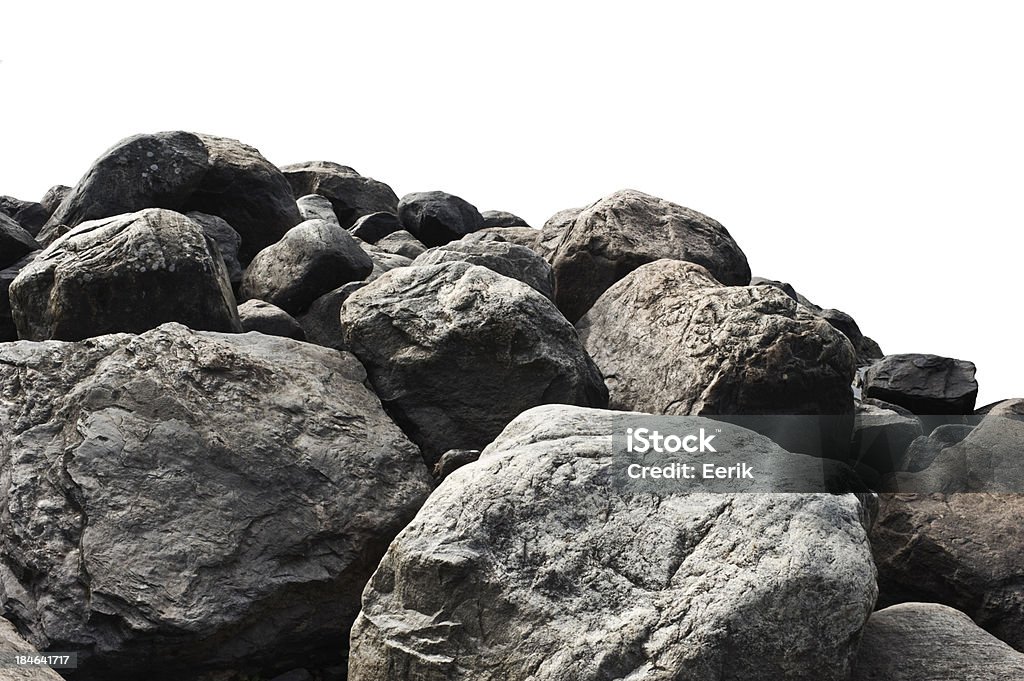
[
  {"x1": 412, "y1": 238, "x2": 555, "y2": 300},
  {"x1": 349, "y1": 405, "x2": 878, "y2": 681},
  {"x1": 240, "y1": 219, "x2": 373, "y2": 315},
  {"x1": 480, "y1": 209, "x2": 530, "y2": 228},
  {"x1": 0, "y1": 323, "x2": 433, "y2": 680},
  {"x1": 863, "y1": 354, "x2": 978, "y2": 415},
  {"x1": 340, "y1": 263, "x2": 608, "y2": 464},
  {"x1": 396, "y1": 191, "x2": 485, "y2": 247},
  {"x1": 297, "y1": 282, "x2": 366, "y2": 351},
  {"x1": 9, "y1": 209, "x2": 241, "y2": 341},
  {"x1": 0, "y1": 197, "x2": 48, "y2": 237},
  {"x1": 0, "y1": 618, "x2": 64, "y2": 680},
  {"x1": 281, "y1": 162, "x2": 398, "y2": 229},
  {"x1": 237, "y1": 299, "x2": 305, "y2": 340},
  {"x1": 0, "y1": 214, "x2": 39, "y2": 269},
  {"x1": 851, "y1": 603, "x2": 1024, "y2": 680},
  {"x1": 546, "y1": 190, "x2": 751, "y2": 321},
  {"x1": 349, "y1": 211, "x2": 402, "y2": 244},
  {"x1": 185, "y1": 211, "x2": 243, "y2": 288}
]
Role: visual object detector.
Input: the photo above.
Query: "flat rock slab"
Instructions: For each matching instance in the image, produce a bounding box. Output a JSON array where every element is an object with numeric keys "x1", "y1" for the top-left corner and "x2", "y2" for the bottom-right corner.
[{"x1": 863, "y1": 353, "x2": 978, "y2": 415}]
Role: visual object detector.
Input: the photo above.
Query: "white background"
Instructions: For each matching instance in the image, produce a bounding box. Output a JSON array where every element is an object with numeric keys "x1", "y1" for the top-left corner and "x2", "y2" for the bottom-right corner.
[{"x1": 2, "y1": 1, "x2": 1020, "y2": 405}]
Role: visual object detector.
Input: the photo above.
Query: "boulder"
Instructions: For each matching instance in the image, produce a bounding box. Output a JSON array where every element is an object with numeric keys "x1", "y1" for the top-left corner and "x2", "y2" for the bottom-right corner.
[
  {"x1": 396, "y1": 191, "x2": 484, "y2": 247},
  {"x1": 349, "y1": 405, "x2": 878, "y2": 681},
  {"x1": 0, "y1": 323, "x2": 434, "y2": 679},
  {"x1": 979, "y1": 398, "x2": 1024, "y2": 419},
  {"x1": 750, "y1": 276, "x2": 798, "y2": 301},
  {"x1": 9, "y1": 209, "x2": 241, "y2": 341},
  {"x1": 0, "y1": 214, "x2": 39, "y2": 269},
  {"x1": 546, "y1": 190, "x2": 751, "y2": 321},
  {"x1": 851, "y1": 401, "x2": 922, "y2": 475},
  {"x1": 240, "y1": 219, "x2": 373, "y2": 315},
  {"x1": 0, "y1": 253, "x2": 37, "y2": 342},
  {"x1": 237, "y1": 299, "x2": 305, "y2": 340},
  {"x1": 872, "y1": 492, "x2": 1024, "y2": 650},
  {"x1": 185, "y1": 211, "x2": 244, "y2": 287},
  {"x1": 900, "y1": 435, "x2": 948, "y2": 473},
  {"x1": 281, "y1": 162, "x2": 398, "y2": 229},
  {"x1": 39, "y1": 185, "x2": 70, "y2": 216},
  {"x1": 413, "y1": 239, "x2": 555, "y2": 300},
  {"x1": 296, "y1": 194, "x2": 339, "y2": 224},
  {"x1": 863, "y1": 354, "x2": 978, "y2": 415},
  {"x1": 0, "y1": 617, "x2": 64, "y2": 680},
  {"x1": 464, "y1": 226, "x2": 543, "y2": 254},
  {"x1": 297, "y1": 282, "x2": 366, "y2": 351},
  {"x1": 536, "y1": 205, "x2": 582, "y2": 259},
  {"x1": 431, "y1": 448, "x2": 481, "y2": 481},
  {"x1": 372, "y1": 230, "x2": 427, "y2": 259},
  {"x1": 480, "y1": 209, "x2": 530, "y2": 228},
  {"x1": 349, "y1": 212, "x2": 402, "y2": 244},
  {"x1": 339, "y1": 262, "x2": 608, "y2": 463},
  {"x1": 0, "y1": 197, "x2": 48, "y2": 237},
  {"x1": 42, "y1": 131, "x2": 302, "y2": 262},
  {"x1": 577, "y1": 260, "x2": 856, "y2": 456},
  {"x1": 850, "y1": 603, "x2": 1024, "y2": 680},
  {"x1": 363, "y1": 250, "x2": 413, "y2": 282}
]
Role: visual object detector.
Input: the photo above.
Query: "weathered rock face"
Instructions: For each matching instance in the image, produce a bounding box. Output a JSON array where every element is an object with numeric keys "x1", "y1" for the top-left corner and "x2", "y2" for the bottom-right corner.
[
  {"x1": 295, "y1": 194, "x2": 339, "y2": 224},
  {"x1": 872, "y1": 492, "x2": 1024, "y2": 651},
  {"x1": 9, "y1": 209, "x2": 241, "y2": 341},
  {"x1": 396, "y1": 191, "x2": 485, "y2": 247},
  {"x1": 578, "y1": 260, "x2": 856, "y2": 456},
  {"x1": 0, "y1": 323, "x2": 434, "y2": 680},
  {"x1": 852, "y1": 401, "x2": 922, "y2": 475},
  {"x1": 464, "y1": 226, "x2": 543, "y2": 254},
  {"x1": 850, "y1": 603, "x2": 1024, "y2": 681},
  {"x1": 297, "y1": 283, "x2": 366, "y2": 351},
  {"x1": 1, "y1": 254, "x2": 37, "y2": 342},
  {"x1": 546, "y1": 190, "x2": 751, "y2": 322},
  {"x1": 281, "y1": 162, "x2": 399, "y2": 230},
  {"x1": 413, "y1": 239, "x2": 555, "y2": 300},
  {"x1": 237, "y1": 299, "x2": 305, "y2": 340},
  {"x1": 372, "y1": 230, "x2": 427, "y2": 259},
  {"x1": 185, "y1": 211, "x2": 244, "y2": 287},
  {"x1": 42, "y1": 132, "x2": 302, "y2": 263},
  {"x1": 39, "y1": 185, "x2": 71, "y2": 216},
  {"x1": 240, "y1": 219, "x2": 373, "y2": 315},
  {"x1": 863, "y1": 354, "x2": 978, "y2": 415},
  {"x1": 0, "y1": 617, "x2": 64, "y2": 681},
  {"x1": 349, "y1": 212, "x2": 402, "y2": 244},
  {"x1": 480, "y1": 210, "x2": 530, "y2": 228},
  {"x1": 349, "y1": 405, "x2": 878, "y2": 681},
  {"x1": 0, "y1": 197, "x2": 48, "y2": 237},
  {"x1": 0, "y1": 214, "x2": 39, "y2": 269},
  {"x1": 340, "y1": 263, "x2": 608, "y2": 463}
]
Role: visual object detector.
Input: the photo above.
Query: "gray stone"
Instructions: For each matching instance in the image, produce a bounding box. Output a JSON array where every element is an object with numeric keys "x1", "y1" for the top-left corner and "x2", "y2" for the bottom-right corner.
[
  {"x1": 0, "y1": 197, "x2": 48, "y2": 237},
  {"x1": 240, "y1": 219, "x2": 373, "y2": 315},
  {"x1": 297, "y1": 282, "x2": 366, "y2": 351},
  {"x1": 349, "y1": 212, "x2": 402, "y2": 244},
  {"x1": 0, "y1": 323, "x2": 433, "y2": 679},
  {"x1": 463, "y1": 226, "x2": 543, "y2": 254},
  {"x1": 237, "y1": 300, "x2": 305, "y2": 340},
  {"x1": 296, "y1": 194, "x2": 340, "y2": 224},
  {"x1": 186, "y1": 211, "x2": 244, "y2": 287},
  {"x1": 413, "y1": 238, "x2": 555, "y2": 300},
  {"x1": 0, "y1": 253, "x2": 37, "y2": 342},
  {"x1": 751, "y1": 276, "x2": 798, "y2": 301},
  {"x1": 281, "y1": 162, "x2": 398, "y2": 229},
  {"x1": 9, "y1": 209, "x2": 240, "y2": 341},
  {"x1": 431, "y1": 448, "x2": 481, "y2": 481},
  {"x1": 372, "y1": 230, "x2": 427, "y2": 259},
  {"x1": 0, "y1": 214, "x2": 39, "y2": 269},
  {"x1": 0, "y1": 617, "x2": 63, "y2": 680},
  {"x1": 349, "y1": 405, "x2": 878, "y2": 681},
  {"x1": 852, "y1": 401, "x2": 922, "y2": 474},
  {"x1": 39, "y1": 185, "x2": 70, "y2": 216},
  {"x1": 546, "y1": 190, "x2": 751, "y2": 322},
  {"x1": 397, "y1": 191, "x2": 485, "y2": 247},
  {"x1": 340, "y1": 262, "x2": 608, "y2": 464},
  {"x1": 480, "y1": 210, "x2": 530, "y2": 228},
  {"x1": 863, "y1": 354, "x2": 978, "y2": 415}
]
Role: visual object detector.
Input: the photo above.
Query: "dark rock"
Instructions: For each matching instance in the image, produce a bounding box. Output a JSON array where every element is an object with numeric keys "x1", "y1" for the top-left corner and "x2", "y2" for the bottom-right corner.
[
  {"x1": 751, "y1": 276, "x2": 799, "y2": 301},
  {"x1": 9, "y1": 209, "x2": 240, "y2": 341},
  {"x1": 340, "y1": 262, "x2": 608, "y2": 464},
  {"x1": 413, "y1": 239, "x2": 555, "y2": 300},
  {"x1": 371, "y1": 230, "x2": 427, "y2": 259},
  {"x1": 537, "y1": 205, "x2": 582, "y2": 259},
  {"x1": 396, "y1": 191, "x2": 485, "y2": 247},
  {"x1": 930, "y1": 423, "x2": 975, "y2": 446},
  {"x1": 363, "y1": 249, "x2": 413, "y2": 282},
  {"x1": 481, "y1": 210, "x2": 530, "y2": 228},
  {"x1": 296, "y1": 194, "x2": 339, "y2": 224},
  {"x1": 349, "y1": 212, "x2": 402, "y2": 244},
  {"x1": 577, "y1": 260, "x2": 856, "y2": 457},
  {"x1": 852, "y1": 401, "x2": 922, "y2": 474},
  {"x1": 39, "y1": 184, "x2": 71, "y2": 216},
  {"x1": 546, "y1": 190, "x2": 751, "y2": 322},
  {"x1": 297, "y1": 283, "x2": 366, "y2": 351},
  {"x1": 979, "y1": 398, "x2": 1024, "y2": 419},
  {"x1": 240, "y1": 219, "x2": 373, "y2": 315},
  {"x1": 432, "y1": 448, "x2": 481, "y2": 481},
  {"x1": 863, "y1": 397, "x2": 917, "y2": 419},
  {"x1": 237, "y1": 300, "x2": 305, "y2": 340},
  {"x1": 349, "y1": 405, "x2": 877, "y2": 681},
  {"x1": 186, "y1": 211, "x2": 243, "y2": 287},
  {"x1": 863, "y1": 354, "x2": 978, "y2": 415},
  {"x1": 850, "y1": 602, "x2": 1024, "y2": 680},
  {"x1": 0, "y1": 213, "x2": 39, "y2": 269},
  {"x1": 0, "y1": 617, "x2": 64, "y2": 680},
  {"x1": 900, "y1": 435, "x2": 947, "y2": 472},
  {"x1": 0, "y1": 253, "x2": 38, "y2": 342},
  {"x1": 281, "y1": 162, "x2": 398, "y2": 229},
  {"x1": 0, "y1": 323, "x2": 433, "y2": 679},
  {"x1": 0, "y1": 196, "x2": 48, "y2": 236}
]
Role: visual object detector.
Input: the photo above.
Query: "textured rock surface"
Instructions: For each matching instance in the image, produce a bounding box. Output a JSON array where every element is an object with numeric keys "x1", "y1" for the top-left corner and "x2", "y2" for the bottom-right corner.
[
  {"x1": 431, "y1": 448, "x2": 480, "y2": 481},
  {"x1": 349, "y1": 212, "x2": 402, "y2": 244},
  {"x1": 0, "y1": 198, "x2": 48, "y2": 237},
  {"x1": 0, "y1": 254, "x2": 37, "y2": 342},
  {"x1": 0, "y1": 323, "x2": 434, "y2": 679},
  {"x1": 237, "y1": 299, "x2": 305, "y2": 340},
  {"x1": 852, "y1": 401, "x2": 922, "y2": 474},
  {"x1": 0, "y1": 214, "x2": 39, "y2": 269},
  {"x1": 9, "y1": 209, "x2": 240, "y2": 341},
  {"x1": 546, "y1": 190, "x2": 751, "y2": 321},
  {"x1": 281, "y1": 162, "x2": 398, "y2": 229},
  {"x1": 578, "y1": 260, "x2": 856, "y2": 455},
  {"x1": 464, "y1": 226, "x2": 543, "y2": 253},
  {"x1": 297, "y1": 283, "x2": 366, "y2": 351},
  {"x1": 872, "y1": 492, "x2": 1024, "y2": 651},
  {"x1": 372, "y1": 230, "x2": 427, "y2": 259},
  {"x1": 0, "y1": 617, "x2": 63, "y2": 680},
  {"x1": 480, "y1": 210, "x2": 530, "y2": 228},
  {"x1": 413, "y1": 238, "x2": 555, "y2": 299},
  {"x1": 340, "y1": 263, "x2": 608, "y2": 463},
  {"x1": 863, "y1": 354, "x2": 978, "y2": 415},
  {"x1": 186, "y1": 211, "x2": 243, "y2": 287},
  {"x1": 850, "y1": 602, "x2": 1024, "y2": 680},
  {"x1": 240, "y1": 219, "x2": 372, "y2": 315},
  {"x1": 397, "y1": 191, "x2": 484, "y2": 247},
  {"x1": 39, "y1": 186, "x2": 70, "y2": 217},
  {"x1": 296, "y1": 194, "x2": 340, "y2": 224},
  {"x1": 349, "y1": 405, "x2": 878, "y2": 681}
]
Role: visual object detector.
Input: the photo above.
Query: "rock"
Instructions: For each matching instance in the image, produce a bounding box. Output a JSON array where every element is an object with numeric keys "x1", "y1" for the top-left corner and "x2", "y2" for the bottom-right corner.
[
  {"x1": 296, "y1": 194, "x2": 340, "y2": 224},
  {"x1": 371, "y1": 230, "x2": 427, "y2": 259},
  {"x1": 9, "y1": 209, "x2": 240, "y2": 341},
  {"x1": 413, "y1": 239, "x2": 555, "y2": 300},
  {"x1": 930, "y1": 422, "x2": 974, "y2": 445},
  {"x1": 297, "y1": 283, "x2": 366, "y2": 351},
  {"x1": 546, "y1": 190, "x2": 751, "y2": 322},
  {"x1": 900, "y1": 435, "x2": 948, "y2": 472},
  {"x1": 480, "y1": 210, "x2": 530, "y2": 228},
  {"x1": 0, "y1": 323, "x2": 434, "y2": 679},
  {"x1": 339, "y1": 262, "x2": 608, "y2": 464},
  {"x1": 349, "y1": 212, "x2": 402, "y2": 244},
  {"x1": 240, "y1": 219, "x2": 373, "y2": 315},
  {"x1": 0, "y1": 253, "x2": 38, "y2": 342},
  {"x1": 349, "y1": 405, "x2": 878, "y2": 681},
  {"x1": 431, "y1": 448, "x2": 480, "y2": 481},
  {"x1": 577, "y1": 260, "x2": 856, "y2": 457},
  {"x1": 237, "y1": 300, "x2": 305, "y2": 340},
  {"x1": 396, "y1": 191, "x2": 485, "y2": 247},
  {"x1": 281, "y1": 162, "x2": 398, "y2": 229},
  {"x1": 0, "y1": 617, "x2": 64, "y2": 680},
  {"x1": 0, "y1": 197, "x2": 48, "y2": 237},
  {"x1": 852, "y1": 401, "x2": 922, "y2": 474},
  {"x1": 980, "y1": 398, "x2": 1024, "y2": 419},
  {"x1": 364, "y1": 250, "x2": 413, "y2": 282},
  {"x1": 850, "y1": 602, "x2": 1024, "y2": 680},
  {"x1": 464, "y1": 226, "x2": 542, "y2": 253},
  {"x1": 537, "y1": 205, "x2": 582, "y2": 259},
  {"x1": 39, "y1": 185, "x2": 70, "y2": 216},
  {"x1": 863, "y1": 354, "x2": 978, "y2": 415},
  {"x1": 186, "y1": 211, "x2": 244, "y2": 287},
  {"x1": 42, "y1": 131, "x2": 302, "y2": 262},
  {"x1": 0, "y1": 214, "x2": 39, "y2": 270},
  {"x1": 751, "y1": 276, "x2": 799, "y2": 301}
]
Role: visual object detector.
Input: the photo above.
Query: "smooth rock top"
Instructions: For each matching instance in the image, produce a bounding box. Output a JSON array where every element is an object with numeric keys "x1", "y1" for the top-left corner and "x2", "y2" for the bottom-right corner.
[
  {"x1": 349, "y1": 211, "x2": 402, "y2": 244},
  {"x1": 546, "y1": 189, "x2": 751, "y2": 321},
  {"x1": 413, "y1": 238, "x2": 555, "y2": 300},
  {"x1": 237, "y1": 299, "x2": 305, "y2": 340},
  {"x1": 480, "y1": 209, "x2": 530, "y2": 228},
  {"x1": 281, "y1": 162, "x2": 399, "y2": 229},
  {"x1": 863, "y1": 353, "x2": 978, "y2": 415},
  {"x1": 397, "y1": 191, "x2": 485, "y2": 247}
]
